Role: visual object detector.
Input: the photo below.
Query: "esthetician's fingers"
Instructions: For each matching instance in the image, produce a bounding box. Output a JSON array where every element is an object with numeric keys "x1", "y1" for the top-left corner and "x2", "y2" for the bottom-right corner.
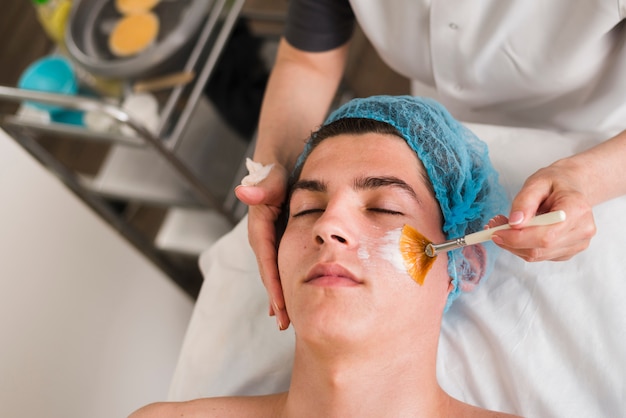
[
  {"x1": 493, "y1": 164, "x2": 596, "y2": 261},
  {"x1": 248, "y1": 204, "x2": 290, "y2": 330},
  {"x1": 235, "y1": 164, "x2": 291, "y2": 330},
  {"x1": 491, "y1": 221, "x2": 591, "y2": 262},
  {"x1": 486, "y1": 214, "x2": 509, "y2": 229}
]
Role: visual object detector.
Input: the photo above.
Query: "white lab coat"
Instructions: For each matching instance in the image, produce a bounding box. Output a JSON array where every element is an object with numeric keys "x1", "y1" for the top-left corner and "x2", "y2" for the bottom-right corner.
[{"x1": 350, "y1": 0, "x2": 626, "y2": 136}]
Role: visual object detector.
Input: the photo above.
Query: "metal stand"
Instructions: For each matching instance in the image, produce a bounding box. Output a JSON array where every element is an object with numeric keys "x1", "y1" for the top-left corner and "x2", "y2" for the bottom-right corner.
[{"x1": 0, "y1": 0, "x2": 252, "y2": 298}]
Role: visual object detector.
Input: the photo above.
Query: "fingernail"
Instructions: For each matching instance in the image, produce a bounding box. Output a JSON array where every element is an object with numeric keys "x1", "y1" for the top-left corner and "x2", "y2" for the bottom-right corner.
[
  {"x1": 492, "y1": 235, "x2": 504, "y2": 245},
  {"x1": 276, "y1": 316, "x2": 283, "y2": 331},
  {"x1": 509, "y1": 211, "x2": 524, "y2": 225}
]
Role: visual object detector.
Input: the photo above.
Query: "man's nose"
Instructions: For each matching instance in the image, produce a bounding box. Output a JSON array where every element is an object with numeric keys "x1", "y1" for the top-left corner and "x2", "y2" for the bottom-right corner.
[{"x1": 312, "y1": 204, "x2": 355, "y2": 247}]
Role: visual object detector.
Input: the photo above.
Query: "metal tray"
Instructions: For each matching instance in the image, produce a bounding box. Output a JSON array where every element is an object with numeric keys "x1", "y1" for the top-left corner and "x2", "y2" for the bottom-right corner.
[{"x1": 66, "y1": 0, "x2": 212, "y2": 79}]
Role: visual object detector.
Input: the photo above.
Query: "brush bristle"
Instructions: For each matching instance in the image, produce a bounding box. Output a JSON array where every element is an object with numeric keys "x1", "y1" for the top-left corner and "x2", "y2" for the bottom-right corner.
[{"x1": 399, "y1": 224, "x2": 437, "y2": 285}]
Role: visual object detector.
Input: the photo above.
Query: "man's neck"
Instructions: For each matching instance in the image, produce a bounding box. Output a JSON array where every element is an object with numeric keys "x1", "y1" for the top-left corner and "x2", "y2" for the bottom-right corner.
[{"x1": 281, "y1": 340, "x2": 449, "y2": 418}]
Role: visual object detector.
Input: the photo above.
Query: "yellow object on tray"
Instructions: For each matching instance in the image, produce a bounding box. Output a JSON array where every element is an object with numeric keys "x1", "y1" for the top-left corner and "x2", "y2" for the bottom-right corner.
[
  {"x1": 115, "y1": 0, "x2": 160, "y2": 14},
  {"x1": 108, "y1": 12, "x2": 160, "y2": 57},
  {"x1": 33, "y1": 0, "x2": 73, "y2": 44}
]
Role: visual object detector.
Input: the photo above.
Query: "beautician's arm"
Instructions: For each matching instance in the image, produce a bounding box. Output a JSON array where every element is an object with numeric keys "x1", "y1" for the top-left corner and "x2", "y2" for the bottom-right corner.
[
  {"x1": 495, "y1": 129, "x2": 626, "y2": 261},
  {"x1": 252, "y1": 38, "x2": 349, "y2": 172},
  {"x1": 235, "y1": 38, "x2": 349, "y2": 330}
]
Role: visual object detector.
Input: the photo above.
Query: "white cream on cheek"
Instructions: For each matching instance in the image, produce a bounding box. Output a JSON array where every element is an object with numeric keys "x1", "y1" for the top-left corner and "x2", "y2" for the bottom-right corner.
[
  {"x1": 379, "y1": 228, "x2": 407, "y2": 273},
  {"x1": 357, "y1": 227, "x2": 408, "y2": 279},
  {"x1": 357, "y1": 245, "x2": 371, "y2": 261}
]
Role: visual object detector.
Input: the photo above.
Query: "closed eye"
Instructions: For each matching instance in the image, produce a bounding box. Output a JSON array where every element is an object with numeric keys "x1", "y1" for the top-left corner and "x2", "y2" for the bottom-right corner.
[
  {"x1": 368, "y1": 208, "x2": 404, "y2": 215},
  {"x1": 292, "y1": 208, "x2": 324, "y2": 218},
  {"x1": 293, "y1": 208, "x2": 403, "y2": 217}
]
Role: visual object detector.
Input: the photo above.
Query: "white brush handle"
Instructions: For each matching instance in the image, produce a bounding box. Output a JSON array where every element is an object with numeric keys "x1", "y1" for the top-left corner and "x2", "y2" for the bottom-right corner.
[{"x1": 464, "y1": 210, "x2": 567, "y2": 245}]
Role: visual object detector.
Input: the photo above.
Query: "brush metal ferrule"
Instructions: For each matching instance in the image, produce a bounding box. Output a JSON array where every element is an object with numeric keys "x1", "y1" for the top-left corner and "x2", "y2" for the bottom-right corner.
[{"x1": 426, "y1": 237, "x2": 467, "y2": 257}]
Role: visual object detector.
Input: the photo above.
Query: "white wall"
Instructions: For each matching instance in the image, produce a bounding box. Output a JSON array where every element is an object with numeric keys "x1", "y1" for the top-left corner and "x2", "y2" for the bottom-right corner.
[{"x1": 0, "y1": 129, "x2": 193, "y2": 418}]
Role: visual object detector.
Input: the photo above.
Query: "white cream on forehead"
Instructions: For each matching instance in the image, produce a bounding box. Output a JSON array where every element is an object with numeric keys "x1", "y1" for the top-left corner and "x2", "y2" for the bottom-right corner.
[{"x1": 358, "y1": 228, "x2": 406, "y2": 275}]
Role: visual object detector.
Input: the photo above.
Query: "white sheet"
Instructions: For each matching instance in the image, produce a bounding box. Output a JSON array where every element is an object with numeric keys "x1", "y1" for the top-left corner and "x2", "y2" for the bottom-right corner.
[{"x1": 168, "y1": 124, "x2": 626, "y2": 417}]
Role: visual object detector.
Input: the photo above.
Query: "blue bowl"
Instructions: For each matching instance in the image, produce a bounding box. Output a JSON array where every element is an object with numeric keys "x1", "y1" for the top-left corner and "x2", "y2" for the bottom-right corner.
[
  {"x1": 18, "y1": 55, "x2": 79, "y2": 113},
  {"x1": 50, "y1": 109, "x2": 85, "y2": 126}
]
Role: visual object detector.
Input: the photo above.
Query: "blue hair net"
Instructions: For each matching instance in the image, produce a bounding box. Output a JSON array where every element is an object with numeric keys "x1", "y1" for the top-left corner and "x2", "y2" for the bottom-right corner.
[{"x1": 294, "y1": 95, "x2": 509, "y2": 310}]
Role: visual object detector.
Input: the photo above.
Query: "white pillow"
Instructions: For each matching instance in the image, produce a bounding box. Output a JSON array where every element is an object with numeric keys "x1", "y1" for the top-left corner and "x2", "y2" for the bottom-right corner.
[{"x1": 169, "y1": 124, "x2": 626, "y2": 417}]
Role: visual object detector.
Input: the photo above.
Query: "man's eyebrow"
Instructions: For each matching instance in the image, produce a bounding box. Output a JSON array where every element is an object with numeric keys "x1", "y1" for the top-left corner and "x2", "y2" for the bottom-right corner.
[
  {"x1": 291, "y1": 176, "x2": 426, "y2": 206},
  {"x1": 354, "y1": 176, "x2": 422, "y2": 203},
  {"x1": 291, "y1": 179, "x2": 327, "y2": 194}
]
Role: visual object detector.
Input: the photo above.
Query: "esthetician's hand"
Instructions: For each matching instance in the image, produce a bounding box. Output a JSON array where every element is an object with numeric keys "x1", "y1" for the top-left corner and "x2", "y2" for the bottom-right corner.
[
  {"x1": 492, "y1": 158, "x2": 596, "y2": 262},
  {"x1": 235, "y1": 163, "x2": 291, "y2": 331},
  {"x1": 492, "y1": 129, "x2": 626, "y2": 261}
]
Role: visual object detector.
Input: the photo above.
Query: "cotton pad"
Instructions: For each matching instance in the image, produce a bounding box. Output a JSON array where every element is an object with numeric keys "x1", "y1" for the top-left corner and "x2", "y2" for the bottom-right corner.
[{"x1": 240, "y1": 158, "x2": 274, "y2": 186}]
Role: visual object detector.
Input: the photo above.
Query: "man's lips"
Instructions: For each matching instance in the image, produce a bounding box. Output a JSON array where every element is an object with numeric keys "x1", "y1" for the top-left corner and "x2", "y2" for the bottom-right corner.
[{"x1": 304, "y1": 263, "x2": 362, "y2": 287}]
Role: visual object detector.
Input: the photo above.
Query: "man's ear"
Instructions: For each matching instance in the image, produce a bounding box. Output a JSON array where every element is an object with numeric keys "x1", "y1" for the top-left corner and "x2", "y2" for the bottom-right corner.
[{"x1": 458, "y1": 244, "x2": 488, "y2": 292}]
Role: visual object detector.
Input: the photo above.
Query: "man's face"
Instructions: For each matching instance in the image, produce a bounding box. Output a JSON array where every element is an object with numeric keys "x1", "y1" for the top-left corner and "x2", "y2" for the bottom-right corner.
[{"x1": 278, "y1": 133, "x2": 451, "y2": 345}]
